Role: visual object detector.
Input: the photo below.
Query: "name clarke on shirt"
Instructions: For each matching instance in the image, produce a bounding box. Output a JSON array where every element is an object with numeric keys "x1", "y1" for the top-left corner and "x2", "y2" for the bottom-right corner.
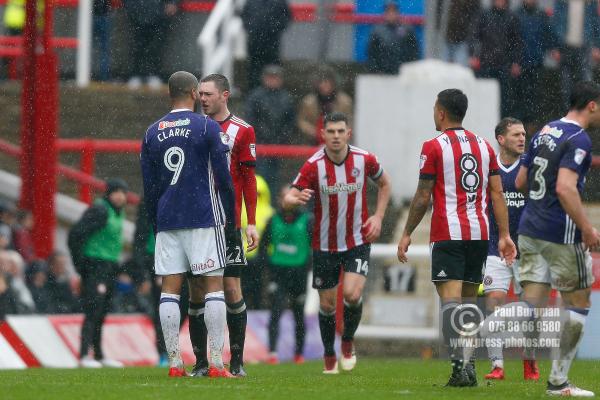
[{"x1": 157, "y1": 127, "x2": 191, "y2": 142}]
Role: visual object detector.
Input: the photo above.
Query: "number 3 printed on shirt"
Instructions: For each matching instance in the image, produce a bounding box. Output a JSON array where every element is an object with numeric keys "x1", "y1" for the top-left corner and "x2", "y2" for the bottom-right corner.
[
  {"x1": 164, "y1": 146, "x2": 185, "y2": 185},
  {"x1": 530, "y1": 156, "x2": 548, "y2": 200}
]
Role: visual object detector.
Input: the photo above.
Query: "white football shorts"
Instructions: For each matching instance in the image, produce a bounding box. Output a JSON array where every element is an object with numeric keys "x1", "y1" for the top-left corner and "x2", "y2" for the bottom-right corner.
[
  {"x1": 154, "y1": 226, "x2": 226, "y2": 276},
  {"x1": 482, "y1": 255, "x2": 523, "y2": 294}
]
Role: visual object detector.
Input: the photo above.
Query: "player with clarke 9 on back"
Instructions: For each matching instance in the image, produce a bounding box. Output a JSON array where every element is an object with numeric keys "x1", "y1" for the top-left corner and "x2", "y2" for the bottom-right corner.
[{"x1": 140, "y1": 71, "x2": 237, "y2": 378}]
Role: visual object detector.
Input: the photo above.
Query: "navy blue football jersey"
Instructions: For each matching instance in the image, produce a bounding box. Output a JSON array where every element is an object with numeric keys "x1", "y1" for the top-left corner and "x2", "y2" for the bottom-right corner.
[
  {"x1": 488, "y1": 155, "x2": 526, "y2": 257},
  {"x1": 140, "y1": 109, "x2": 235, "y2": 232},
  {"x1": 518, "y1": 118, "x2": 592, "y2": 244}
]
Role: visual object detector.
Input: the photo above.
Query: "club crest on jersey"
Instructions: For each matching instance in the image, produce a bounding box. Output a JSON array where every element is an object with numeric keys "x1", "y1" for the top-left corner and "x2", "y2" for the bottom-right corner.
[
  {"x1": 158, "y1": 118, "x2": 190, "y2": 130},
  {"x1": 419, "y1": 155, "x2": 427, "y2": 170},
  {"x1": 574, "y1": 148, "x2": 587, "y2": 165},
  {"x1": 250, "y1": 143, "x2": 256, "y2": 158},
  {"x1": 351, "y1": 167, "x2": 361, "y2": 177},
  {"x1": 220, "y1": 133, "x2": 230, "y2": 144}
]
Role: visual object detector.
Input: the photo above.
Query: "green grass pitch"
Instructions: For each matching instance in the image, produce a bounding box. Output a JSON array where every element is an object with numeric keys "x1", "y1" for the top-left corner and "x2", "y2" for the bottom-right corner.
[{"x1": 2, "y1": 359, "x2": 600, "y2": 400}]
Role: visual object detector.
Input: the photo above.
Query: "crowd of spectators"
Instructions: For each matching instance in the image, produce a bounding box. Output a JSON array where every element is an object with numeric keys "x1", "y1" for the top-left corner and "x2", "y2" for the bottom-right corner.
[{"x1": 0, "y1": 201, "x2": 80, "y2": 320}]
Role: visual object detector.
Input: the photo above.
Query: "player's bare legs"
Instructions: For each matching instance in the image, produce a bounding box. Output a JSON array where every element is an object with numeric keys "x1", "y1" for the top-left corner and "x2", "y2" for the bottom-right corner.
[{"x1": 159, "y1": 273, "x2": 187, "y2": 376}]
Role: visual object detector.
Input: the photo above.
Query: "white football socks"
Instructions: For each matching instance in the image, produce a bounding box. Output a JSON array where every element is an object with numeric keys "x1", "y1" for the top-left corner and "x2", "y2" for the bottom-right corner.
[
  {"x1": 159, "y1": 293, "x2": 183, "y2": 369},
  {"x1": 205, "y1": 291, "x2": 226, "y2": 369},
  {"x1": 549, "y1": 309, "x2": 587, "y2": 386}
]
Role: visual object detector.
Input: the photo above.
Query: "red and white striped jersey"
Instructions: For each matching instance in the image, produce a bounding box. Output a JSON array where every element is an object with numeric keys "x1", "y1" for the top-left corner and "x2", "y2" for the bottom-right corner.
[
  {"x1": 293, "y1": 145, "x2": 383, "y2": 252},
  {"x1": 218, "y1": 114, "x2": 257, "y2": 228},
  {"x1": 419, "y1": 128, "x2": 499, "y2": 243}
]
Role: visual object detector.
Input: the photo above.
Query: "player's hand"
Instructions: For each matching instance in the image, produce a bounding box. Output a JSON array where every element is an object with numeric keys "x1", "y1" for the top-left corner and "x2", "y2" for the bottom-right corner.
[
  {"x1": 397, "y1": 234, "x2": 411, "y2": 263},
  {"x1": 550, "y1": 49, "x2": 561, "y2": 63},
  {"x1": 510, "y1": 63, "x2": 522, "y2": 78},
  {"x1": 469, "y1": 57, "x2": 480, "y2": 71},
  {"x1": 498, "y1": 235, "x2": 517, "y2": 266},
  {"x1": 294, "y1": 189, "x2": 314, "y2": 206},
  {"x1": 164, "y1": 3, "x2": 177, "y2": 16},
  {"x1": 245, "y1": 224, "x2": 259, "y2": 252},
  {"x1": 582, "y1": 227, "x2": 600, "y2": 251},
  {"x1": 592, "y1": 47, "x2": 600, "y2": 64},
  {"x1": 363, "y1": 215, "x2": 383, "y2": 242}
]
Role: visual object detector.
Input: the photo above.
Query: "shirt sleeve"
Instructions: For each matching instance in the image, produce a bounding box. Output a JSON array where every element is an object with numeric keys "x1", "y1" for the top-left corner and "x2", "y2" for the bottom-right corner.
[
  {"x1": 237, "y1": 126, "x2": 257, "y2": 165},
  {"x1": 365, "y1": 153, "x2": 384, "y2": 180},
  {"x1": 418, "y1": 141, "x2": 437, "y2": 180},
  {"x1": 559, "y1": 133, "x2": 592, "y2": 175},
  {"x1": 521, "y1": 134, "x2": 537, "y2": 168},
  {"x1": 292, "y1": 161, "x2": 316, "y2": 190}
]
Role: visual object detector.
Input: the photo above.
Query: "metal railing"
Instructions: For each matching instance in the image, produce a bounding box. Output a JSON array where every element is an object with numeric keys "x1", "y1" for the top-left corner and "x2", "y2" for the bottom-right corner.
[{"x1": 197, "y1": 0, "x2": 245, "y2": 88}]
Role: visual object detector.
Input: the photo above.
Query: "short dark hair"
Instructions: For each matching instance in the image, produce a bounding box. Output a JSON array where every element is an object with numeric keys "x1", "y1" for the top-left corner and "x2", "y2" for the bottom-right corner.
[
  {"x1": 495, "y1": 117, "x2": 523, "y2": 139},
  {"x1": 200, "y1": 73, "x2": 230, "y2": 93},
  {"x1": 168, "y1": 71, "x2": 198, "y2": 100},
  {"x1": 323, "y1": 112, "x2": 348, "y2": 127},
  {"x1": 569, "y1": 81, "x2": 600, "y2": 111},
  {"x1": 437, "y1": 89, "x2": 468, "y2": 122}
]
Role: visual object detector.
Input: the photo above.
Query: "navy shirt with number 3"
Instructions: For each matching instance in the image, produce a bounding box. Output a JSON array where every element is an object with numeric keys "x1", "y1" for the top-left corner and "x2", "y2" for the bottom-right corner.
[
  {"x1": 518, "y1": 118, "x2": 592, "y2": 244},
  {"x1": 140, "y1": 109, "x2": 235, "y2": 233}
]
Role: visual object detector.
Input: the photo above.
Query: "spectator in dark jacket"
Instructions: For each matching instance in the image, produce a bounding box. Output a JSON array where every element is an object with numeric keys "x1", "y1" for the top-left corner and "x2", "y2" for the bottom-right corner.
[
  {"x1": 245, "y1": 65, "x2": 296, "y2": 190},
  {"x1": 26, "y1": 260, "x2": 51, "y2": 314},
  {"x1": 442, "y1": 0, "x2": 480, "y2": 67},
  {"x1": 242, "y1": 0, "x2": 291, "y2": 90},
  {"x1": 122, "y1": 0, "x2": 179, "y2": 89},
  {"x1": 0, "y1": 272, "x2": 18, "y2": 320},
  {"x1": 46, "y1": 251, "x2": 79, "y2": 314},
  {"x1": 93, "y1": 0, "x2": 113, "y2": 81},
  {"x1": 513, "y1": 0, "x2": 558, "y2": 123},
  {"x1": 470, "y1": 0, "x2": 523, "y2": 117},
  {"x1": 553, "y1": 0, "x2": 600, "y2": 110},
  {"x1": 367, "y1": 2, "x2": 419, "y2": 74}
]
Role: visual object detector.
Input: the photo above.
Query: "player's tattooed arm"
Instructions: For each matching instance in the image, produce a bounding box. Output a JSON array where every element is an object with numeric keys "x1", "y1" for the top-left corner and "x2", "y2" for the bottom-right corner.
[
  {"x1": 403, "y1": 179, "x2": 434, "y2": 236},
  {"x1": 397, "y1": 179, "x2": 433, "y2": 263}
]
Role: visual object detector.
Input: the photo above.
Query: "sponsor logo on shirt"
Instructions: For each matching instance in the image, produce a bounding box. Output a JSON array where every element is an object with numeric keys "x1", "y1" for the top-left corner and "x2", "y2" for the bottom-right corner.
[
  {"x1": 574, "y1": 148, "x2": 587, "y2": 165},
  {"x1": 158, "y1": 118, "x2": 190, "y2": 130},
  {"x1": 320, "y1": 182, "x2": 363, "y2": 194},
  {"x1": 191, "y1": 258, "x2": 215, "y2": 274},
  {"x1": 419, "y1": 154, "x2": 427, "y2": 170},
  {"x1": 504, "y1": 191, "x2": 526, "y2": 208},
  {"x1": 249, "y1": 143, "x2": 256, "y2": 158},
  {"x1": 540, "y1": 125, "x2": 564, "y2": 139}
]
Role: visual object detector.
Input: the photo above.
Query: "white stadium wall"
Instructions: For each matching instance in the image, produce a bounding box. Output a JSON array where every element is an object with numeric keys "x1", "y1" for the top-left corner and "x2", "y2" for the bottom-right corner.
[{"x1": 355, "y1": 60, "x2": 500, "y2": 202}]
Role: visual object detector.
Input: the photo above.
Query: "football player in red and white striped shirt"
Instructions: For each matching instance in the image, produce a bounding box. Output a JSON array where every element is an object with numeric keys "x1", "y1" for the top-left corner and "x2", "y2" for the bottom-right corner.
[
  {"x1": 190, "y1": 74, "x2": 259, "y2": 377},
  {"x1": 284, "y1": 112, "x2": 391, "y2": 374},
  {"x1": 397, "y1": 89, "x2": 516, "y2": 387}
]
